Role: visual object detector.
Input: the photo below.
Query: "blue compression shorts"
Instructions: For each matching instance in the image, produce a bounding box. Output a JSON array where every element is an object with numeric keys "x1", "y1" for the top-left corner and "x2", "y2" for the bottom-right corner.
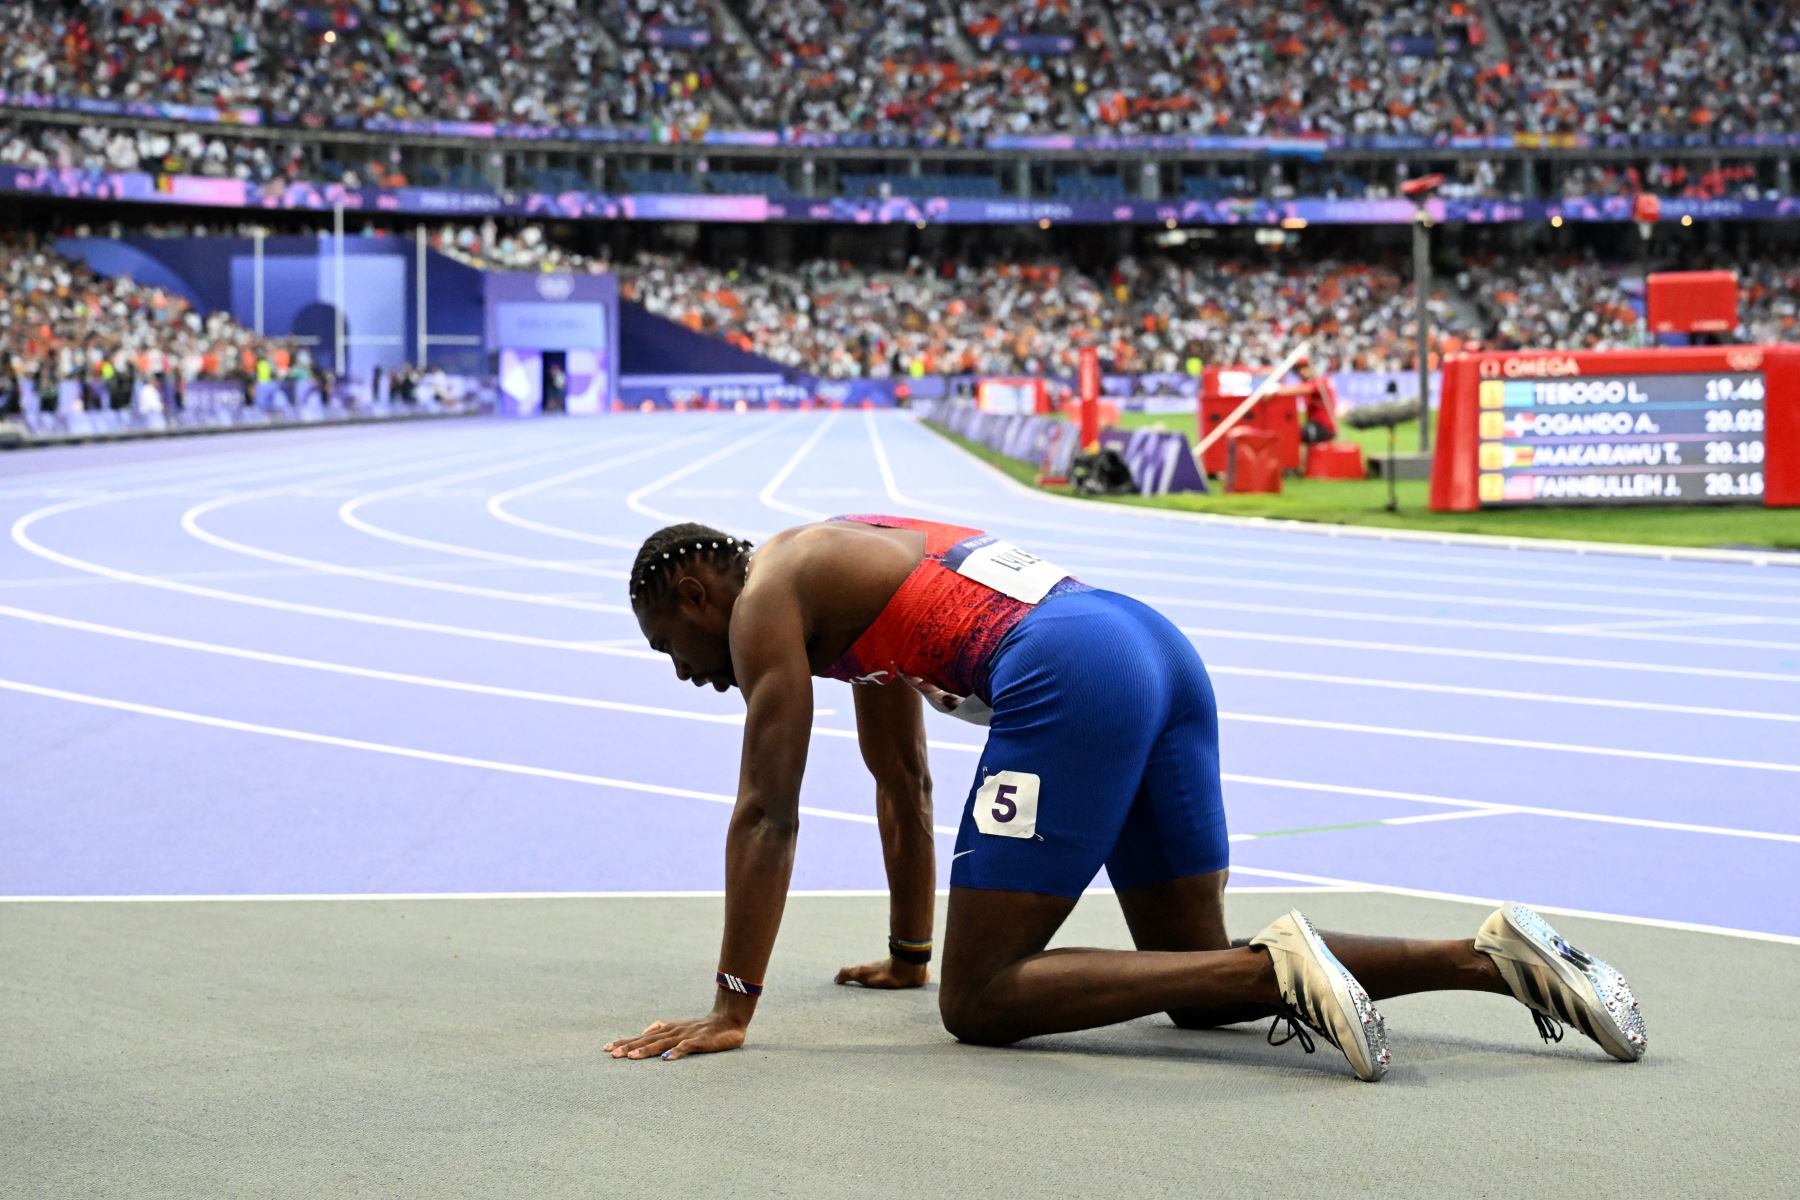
[{"x1": 948, "y1": 588, "x2": 1231, "y2": 898}]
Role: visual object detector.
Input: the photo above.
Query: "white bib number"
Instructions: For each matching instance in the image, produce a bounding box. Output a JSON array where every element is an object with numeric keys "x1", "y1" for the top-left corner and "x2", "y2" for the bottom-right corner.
[
  {"x1": 973, "y1": 770, "x2": 1040, "y2": 839},
  {"x1": 953, "y1": 539, "x2": 1067, "y2": 604}
]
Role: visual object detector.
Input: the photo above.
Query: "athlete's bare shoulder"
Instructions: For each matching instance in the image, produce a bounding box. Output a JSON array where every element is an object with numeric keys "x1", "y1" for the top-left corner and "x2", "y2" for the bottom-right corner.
[
  {"x1": 735, "y1": 520, "x2": 927, "y2": 668},
  {"x1": 744, "y1": 521, "x2": 922, "y2": 597}
]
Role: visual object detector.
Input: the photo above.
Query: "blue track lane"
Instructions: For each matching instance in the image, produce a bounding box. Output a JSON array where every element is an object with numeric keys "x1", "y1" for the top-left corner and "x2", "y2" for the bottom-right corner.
[{"x1": 1, "y1": 411, "x2": 1795, "y2": 939}]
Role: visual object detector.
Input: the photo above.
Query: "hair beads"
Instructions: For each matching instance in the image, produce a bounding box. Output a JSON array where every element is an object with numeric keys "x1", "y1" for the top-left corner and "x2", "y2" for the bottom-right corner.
[{"x1": 629, "y1": 523, "x2": 752, "y2": 607}]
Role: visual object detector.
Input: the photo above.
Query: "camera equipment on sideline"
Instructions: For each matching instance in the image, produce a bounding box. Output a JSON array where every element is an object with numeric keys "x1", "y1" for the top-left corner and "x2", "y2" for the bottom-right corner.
[
  {"x1": 1343, "y1": 394, "x2": 1423, "y2": 513},
  {"x1": 1071, "y1": 447, "x2": 1137, "y2": 495},
  {"x1": 1342, "y1": 397, "x2": 1423, "y2": 430}
]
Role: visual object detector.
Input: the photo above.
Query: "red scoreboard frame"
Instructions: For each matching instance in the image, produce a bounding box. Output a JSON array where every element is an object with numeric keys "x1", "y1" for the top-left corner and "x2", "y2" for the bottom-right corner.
[{"x1": 1430, "y1": 345, "x2": 1800, "y2": 511}]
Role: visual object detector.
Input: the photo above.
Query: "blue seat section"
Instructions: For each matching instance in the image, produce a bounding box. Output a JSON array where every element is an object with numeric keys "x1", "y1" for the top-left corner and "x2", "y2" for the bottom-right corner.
[
  {"x1": 417, "y1": 163, "x2": 493, "y2": 190},
  {"x1": 706, "y1": 171, "x2": 789, "y2": 194},
  {"x1": 839, "y1": 172, "x2": 1003, "y2": 198},
  {"x1": 1053, "y1": 173, "x2": 1126, "y2": 201},
  {"x1": 520, "y1": 167, "x2": 590, "y2": 193},
  {"x1": 1181, "y1": 174, "x2": 1251, "y2": 200},
  {"x1": 1318, "y1": 172, "x2": 1369, "y2": 198},
  {"x1": 622, "y1": 169, "x2": 698, "y2": 193}
]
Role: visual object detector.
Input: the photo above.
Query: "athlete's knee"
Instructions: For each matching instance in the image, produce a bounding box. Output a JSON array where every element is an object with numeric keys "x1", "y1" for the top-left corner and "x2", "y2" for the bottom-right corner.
[{"x1": 938, "y1": 984, "x2": 1021, "y2": 1047}]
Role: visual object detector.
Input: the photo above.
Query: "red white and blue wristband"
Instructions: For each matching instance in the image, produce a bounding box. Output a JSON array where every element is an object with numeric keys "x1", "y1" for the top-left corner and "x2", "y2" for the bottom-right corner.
[{"x1": 716, "y1": 971, "x2": 763, "y2": 997}]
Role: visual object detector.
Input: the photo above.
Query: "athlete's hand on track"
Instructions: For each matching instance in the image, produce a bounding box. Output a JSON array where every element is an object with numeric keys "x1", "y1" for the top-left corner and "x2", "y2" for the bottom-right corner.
[
  {"x1": 834, "y1": 956, "x2": 930, "y2": 989},
  {"x1": 605, "y1": 1014, "x2": 746, "y2": 1061}
]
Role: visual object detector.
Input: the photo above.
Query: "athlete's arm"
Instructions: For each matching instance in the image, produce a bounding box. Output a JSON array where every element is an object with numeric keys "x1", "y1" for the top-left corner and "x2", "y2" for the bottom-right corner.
[
  {"x1": 605, "y1": 575, "x2": 813, "y2": 1062},
  {"x1": 836, "y1": 682, "x2": 935, "y2": 989}
]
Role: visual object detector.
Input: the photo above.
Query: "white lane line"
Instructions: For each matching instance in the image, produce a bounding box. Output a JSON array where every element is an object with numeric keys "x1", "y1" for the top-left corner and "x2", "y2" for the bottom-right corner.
[
  {"x1": 1222, "y1": 711, "x2": 1800, "y2": 774},
  {"x1": 757, "y1": 410, "x2": 840, "y2": 521},
  {"x1": 943, "y1": 528, "x2": 1800, "y2": 611},
  {"x1": 0, "y1": 677, "x2": 963, "y2": 839},
  {"x1": 0, "y1": 605, "x2": 821, "y2": 741},
  {"x1": 1379, "y1": 808, "x2": 1519, "y2": 826},
  {"x1": 2, "y1": 678, "x2": 1780, "y2": 942},
  {"x1": 1082, "y1": 562, "x2": 1800, "y2": 628},
  {"x1": 1546, "y1": 616, "x2": 1778, "y2": 635},
  {"x1": 0, "y1": 885, "x2": 1353, "y2": 903},
  {"x1": 1207, "y1": 664, "x2": 1800, "y2": 724},
  {"x1": 478, "y1": 415, "x2": 1800, "y2": 644},
  {"x1": 855, "y1": 415, "x2": 1800, "y2": 612},
  {"x1": 8, "y1": 675, "x2": 1792, "y2": 948},
  {"x1": 8, "y1": 441, "x2": 687, "y2": 660},
  {"x1": 337, "y1": 429, "x2": 717, "y2": 573},
  {"x1": 625, "y1": 419, "x2": 794, "y2": 526},
  {"x1": 11, "y1": 509, "x2": 663, "y2": 659},
  {"x1": 893, "y1": 409, "x2": 1800, "y2": 573},
  {"x1": 486, "y1": 457, "x2": 662, "y2": 549},
  {"x1": 180, "y1": 442, "x2": 637, "y2": 614},
  {"x1": 6, "y1": 602, "x2": 1797, "y2": 844},
  {"x1": 1180, "y1": 624, "x2": 1800, "y2": 686},
  {"x1": 867, "y1": 411, "x2": 1800, "y2": 651},
  {"x1": 813, "y1": 420, "x2": 1785, "y2": 708},
  {"x1": 1225, "y1": 865, "x2": 1800, "y2": 946},
  {"x1": 1221, "y1": 773, "x2": 1800, "y2": 844},
  {"x1": 0, "y1": 558, "x2": 617, "y2": 592},
  {"x1": 18, "y1": 484, "x2": 1796, "y2": 780},
  {"x1": 12, "y1": 422, "x2": 1792, "y2": 802},
  {"x1": 8, "y1": 437, "x2": 498, "y2": 560},
  {"x1": 1186, "y1": 600, "x2": 1800, "y2": 654},
  {"x1": 1148, "y1": 587, "x2": 1800, "y2": 654},
  {"x1": 0, "y1": 426, "x2": 475, "y2": 495}
]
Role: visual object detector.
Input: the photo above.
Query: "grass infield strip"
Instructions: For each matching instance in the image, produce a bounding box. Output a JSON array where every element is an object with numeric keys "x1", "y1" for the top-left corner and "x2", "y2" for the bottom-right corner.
[{"x1": 924, "y1": 419, "x2": 1800, "y2": 552}]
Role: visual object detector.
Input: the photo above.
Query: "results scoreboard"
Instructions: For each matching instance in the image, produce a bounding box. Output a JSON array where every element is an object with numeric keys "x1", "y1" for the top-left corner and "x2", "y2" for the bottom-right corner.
[
  {"x1": 1431, "y1": 347, "x2": 1800, "y2": 511},
  {"x1": 1474, "y1": 372, "x2": 1765, "y2": 505}
]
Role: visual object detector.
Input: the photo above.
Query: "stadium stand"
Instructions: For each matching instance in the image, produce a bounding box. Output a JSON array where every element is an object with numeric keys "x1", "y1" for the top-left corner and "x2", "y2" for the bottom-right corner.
[
  {"x1": 13, "y1": 204, "x2": 1792, "y2": 406},
  {"x1": 26, "y1": 0, "x2": 1785, "y2": 142},
  {"x1": 0, "y1": 232, "x2": 297, "y2": 408},
  {"x1": 1460, "y1": 254, "x2": 1640, "y2": 352},
  {"x1": 6, "y1": 2, "x2": 1795, "y2": 212},
  {"x1": 434, "y1": 229, "x2": 1463, "y2": 377},
  {"x1": 1488, "y1": 1, "x2": 1798, "y2": 136},
  {"x1": 0, "y1": 119, "x2": 309, "y2": 184}
]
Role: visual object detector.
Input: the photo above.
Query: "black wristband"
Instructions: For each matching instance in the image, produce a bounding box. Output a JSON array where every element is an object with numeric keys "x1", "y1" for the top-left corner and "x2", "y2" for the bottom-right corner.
[{"x1": 888, "y1": 936, "x2": 932, "y2": 966}]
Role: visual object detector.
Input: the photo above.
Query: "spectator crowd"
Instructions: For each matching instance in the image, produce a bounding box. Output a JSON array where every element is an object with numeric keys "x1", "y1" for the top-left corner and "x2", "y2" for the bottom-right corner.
[
  {"x1": 3, "y1": 0, "x2": 1798, "y2": 143},
  {"x1": 439, "y1": 225, "x2": 1670, "y2": 378},
  {"x1": 1490, "y1": 1, "x2": 1800, "y2": 138},
  {"x1": 0, "y1": 232, "x2": 297, "y2": 414},
  {"x1": 1461, "y1": 256, "x2": 1640, "y2": 352},
  {"x1": 6, "y1": 218, "x2": 1796, "y2": 414},
  {"x1": 0, "y1": 119, "x2": 310, "y2": 183}
]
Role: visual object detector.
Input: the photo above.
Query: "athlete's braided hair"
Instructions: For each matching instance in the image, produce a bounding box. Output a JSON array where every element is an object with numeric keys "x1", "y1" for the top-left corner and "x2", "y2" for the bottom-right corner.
[{"x1": 629, "y1": 522, "x2": 753, "y2": 610}]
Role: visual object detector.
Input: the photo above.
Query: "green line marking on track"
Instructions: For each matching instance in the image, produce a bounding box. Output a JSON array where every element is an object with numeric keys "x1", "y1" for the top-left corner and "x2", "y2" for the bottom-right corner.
[{"x1": 1241, "y1": 818, "x2": 1390, "y2": 840}]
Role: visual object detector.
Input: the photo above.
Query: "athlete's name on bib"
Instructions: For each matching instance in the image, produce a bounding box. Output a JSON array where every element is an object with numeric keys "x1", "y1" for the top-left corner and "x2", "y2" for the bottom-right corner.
[{"x1": 944, "y1": 535, "x2": 1067, "y2": 605}]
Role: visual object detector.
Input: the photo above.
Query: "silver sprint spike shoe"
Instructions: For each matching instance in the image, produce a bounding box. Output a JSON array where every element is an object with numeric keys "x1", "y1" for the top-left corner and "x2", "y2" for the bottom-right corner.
[
  {"x1": 1250, "y1": 909, "x2": 1390, "y2": 1082},
  {"x1": 1474, "y1": 902, "x2": 1646, "y2": 1062}
]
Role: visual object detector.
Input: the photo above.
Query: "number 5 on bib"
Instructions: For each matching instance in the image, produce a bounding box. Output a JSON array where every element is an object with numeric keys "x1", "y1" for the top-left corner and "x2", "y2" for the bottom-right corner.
[{"x1": 974, "y1": 770, "x2": 1040, "y2": 839}]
